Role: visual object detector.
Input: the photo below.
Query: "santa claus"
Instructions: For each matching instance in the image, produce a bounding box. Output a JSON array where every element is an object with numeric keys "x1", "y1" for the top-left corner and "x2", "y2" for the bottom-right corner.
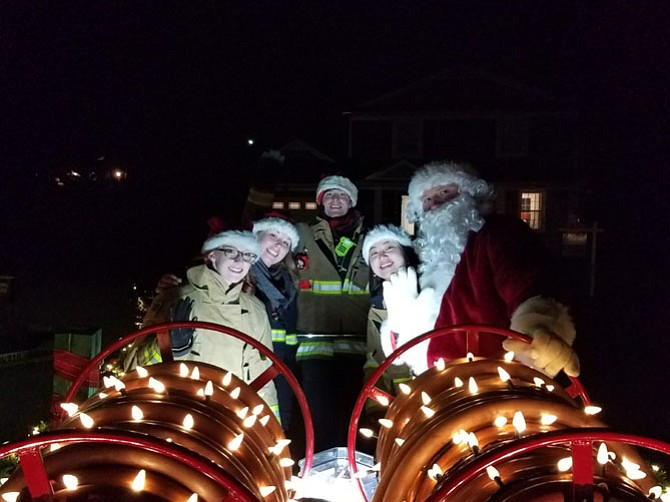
[{"x1": 383, "y1": 161, "x2": 580, "y2": 378}]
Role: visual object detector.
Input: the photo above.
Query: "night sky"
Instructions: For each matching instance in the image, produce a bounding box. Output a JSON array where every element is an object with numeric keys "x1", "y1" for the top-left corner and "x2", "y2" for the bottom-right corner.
[{"x1": 2, "y1": 2, "x2": 669, "y2": 441}]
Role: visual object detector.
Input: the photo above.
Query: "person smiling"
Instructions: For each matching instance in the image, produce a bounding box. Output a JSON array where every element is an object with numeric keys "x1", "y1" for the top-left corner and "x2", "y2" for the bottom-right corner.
[
  {"x1": 126, "y1": 227, "x2": 279, "y2": 414},
  {"x1": 251, "y1": 213, "x2": 300, "y2": 432}
]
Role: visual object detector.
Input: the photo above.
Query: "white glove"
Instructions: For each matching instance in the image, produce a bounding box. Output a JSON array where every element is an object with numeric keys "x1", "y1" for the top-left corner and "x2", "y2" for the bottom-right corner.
[
  {"x1": 382, "y1": 267, "x2": 420, "y2": 337},
  {"x1": 503, "y1": 328, "x2": 580, "y2": 377}
]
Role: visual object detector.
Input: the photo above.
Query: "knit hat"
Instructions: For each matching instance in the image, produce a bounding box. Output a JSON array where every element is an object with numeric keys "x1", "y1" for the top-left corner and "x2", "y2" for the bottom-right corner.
[
  {"x1": 252, "y1": 213, "x2": 300, "y2": 252},
  {"x1": 362, "y1": 224, "x2": 412, "y2": 264},
  {"x1": 201, "y1": 229, "x2": 261, "y2": 256},
  {"x1": 406, "y1": 161, "x2": 493, "y2": 222},
  {"x1": 316, "y1": 175, "x2": 358, "y2": 207}
]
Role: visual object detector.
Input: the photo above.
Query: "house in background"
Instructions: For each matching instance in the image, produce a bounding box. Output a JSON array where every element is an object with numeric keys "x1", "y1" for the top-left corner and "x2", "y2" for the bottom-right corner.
[{"x1": 265, "y1": 68, "x2": 601, "y2": 297}]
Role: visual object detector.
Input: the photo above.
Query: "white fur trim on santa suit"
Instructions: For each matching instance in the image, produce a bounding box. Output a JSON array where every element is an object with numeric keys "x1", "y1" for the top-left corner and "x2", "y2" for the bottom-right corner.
[
  {"x1": 510, "y1": 295, "x2": 576, "y2": 345},
  {"x1": 252, "y1": 217, "x2": 300, "y2": 251},
  {"x1": 201, "y1": 230, "x2": 261, "y2": 256},
  {"x1": 406, "y1": 161, "x2": 493, "y2": 223},
  {"x1": 316, "y1": 175, "x2": 358, "y2": 207},
  {"x1": 362, "y1": 224, "x2": 412, "y2": 264}
]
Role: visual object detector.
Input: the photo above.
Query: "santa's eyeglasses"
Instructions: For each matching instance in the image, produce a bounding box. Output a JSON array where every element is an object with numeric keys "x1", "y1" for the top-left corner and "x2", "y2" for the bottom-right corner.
[{"x1": 215, "y1": 247, "x2": 258, "y2": 263}]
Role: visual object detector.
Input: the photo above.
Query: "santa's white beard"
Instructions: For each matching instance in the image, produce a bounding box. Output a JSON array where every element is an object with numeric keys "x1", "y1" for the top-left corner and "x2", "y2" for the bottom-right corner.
[{"x1": 415, "y1": 194, "x2": 485, "y2": 296}]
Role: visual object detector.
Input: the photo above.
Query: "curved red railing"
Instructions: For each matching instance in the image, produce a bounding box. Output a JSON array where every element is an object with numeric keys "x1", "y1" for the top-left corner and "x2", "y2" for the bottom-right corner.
[{"x1": 60, "y1": 321, "x2": 314, "y2": 476}]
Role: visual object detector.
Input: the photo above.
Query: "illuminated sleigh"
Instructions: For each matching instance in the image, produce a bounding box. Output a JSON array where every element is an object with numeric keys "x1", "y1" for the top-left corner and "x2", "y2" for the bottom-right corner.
[
  {"x1": 0, "y1": 321, "x2": 314, "y2": 502},
  {"x1": 349, "y1": 325, "x2": 670, "y2": 502}
]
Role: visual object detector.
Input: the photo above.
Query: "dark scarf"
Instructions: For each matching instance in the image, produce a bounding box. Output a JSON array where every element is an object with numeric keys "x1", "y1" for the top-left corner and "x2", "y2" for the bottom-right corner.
[
  {"x1": 252, "y1": 260, "x2": 296, "y2": 312},
  {"x1": 319, "y1": 208, "x2": 363, "y2": 240}
]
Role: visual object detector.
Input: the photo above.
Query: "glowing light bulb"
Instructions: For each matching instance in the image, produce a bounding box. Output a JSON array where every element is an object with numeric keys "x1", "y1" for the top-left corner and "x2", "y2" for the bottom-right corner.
[
  {"x1": 230, "y1": 387, "x2": 241, "y2": 399},
  {"x1": 62, "y1": 474, "x2": 79, "y2": 490},
  {"x1": 466, "y1": 352, "x2": 475, "y2": 362},
  {"x1": 1, "y1": 493, "x2": 19, "y2": 502},
  {"x1": 79, "y1": 413, "x2": 94, "y2": 429},
  {"x1": 280, "y1": 458, "x2": 295, "y2": 468},
  {"x1": 136, "y1": 366, "x2": 148, "y2": 378},
  {"x1": 252, "y1": 404, "x2": 264, "y2": 415},
  {"x1": 435, "y1": 358, "x2": 446, "y2": 370},
  {"x1": 378, "y1": 418, "x2": 393, "y2": 428},
  {"x1": 259, "y1": 486, "x2": 276, "y2": 497},
  {"x1": 486, "y1": 465, "x2": 500, "y2": 480},
  {"x1": 376, "y1": 394, "x2": 390, "y2": 406},
  {"x1": 395, "y1": 438, "x2": 405, "y2": 446},
  {"x1": 597, "y1": 443, "x2": 609, "y2": 465},
  {"x1": 148, "y1": 377, "x2": 166, "y2": 393},
  {"x1": 60, "y1": 402, "x2": 79, "y2": 417},
  {"x1": 243, "y1": 415, "x2": 257, "y2": 428},
  {"x1": 540, "y1": 414, "x2": 558, "y2": 425},
  {"x1": 427, "y1": 463, "x2": 443, "y2": 481},
  {"x1": 228, "y1": 433, "x2": 244, "y2": 451},
  {"x1": 131, "y1": 405, "x2": 144, "y2": 421},
  {"x1": 182, "y1": 413, "x2": 194, "y2": 429},
  {"x1": 179, "y1": 363, "x2": 189, "y2": 377},
  {"x1": 468, "y1": 377, "x2": 478, "y2": 394},
  {"x1": 454, "y1": 377, "x2": 464, "y2": 387},
  {"x1": 533, "y1": 377, "x2": 545, "y2": 387},
  {"x1": 497, "y1": 366, "x2": 511, "y2": 383},
  {"x1": 237, "y1": 406, "x2": 249, "y2": 419},
  {"x1": 190, "y1": 367, "x2": 200, "y2": 380},
  {"x1": 204, "y1": 380, "x2": 213, "y2": 397},
  {"x1": 359, "y1": 428, "x2": 373, "y2": 438},
  {"x1": 131, "y1": 469, "x2": 146, "y2": 491},
  {"x1": 557, "y1": 457, "x2": 572, "y2": 472},
  {"x1": 584, "y1": 405, "x2": 602, "y2": 415},
  {"x1": 494, "y1": 416, "x2": 508, "y2": 427},
  {"x1": 186, "y1": 494, "x2": 198, "y2": 502},
  {"x1": 222, "y1": 372, "x2": 232, "y2": 386},
  {"x1": 512, "y1": 411, "x2": 526, "y2": 433},
  {"x1": 399, "y1": 383, "x2": 411, "y2": 395},
  {"x1": 98, "y1": 392, "x2": 108, "y2": 399},
  {"x1": 504, "y1": 351, "x2": 514, "y2": 362},
  {"x1": 421, "y1": 391, "x2": 431, "y2": 405},
  {"x1": 269, "y1": 439, "x2": 291, "y2": 455},
  {"x1": 259, "y1": 415, "x2": 270, "y2": 426},
  {"x1": 421, "y1": 406, "x2": 435, "y2": 418}
]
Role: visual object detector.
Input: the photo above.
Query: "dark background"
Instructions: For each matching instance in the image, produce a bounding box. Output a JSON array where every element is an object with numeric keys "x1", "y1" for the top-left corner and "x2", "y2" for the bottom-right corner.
[{"x1": 1, "y1": 2, "x2": 669, "y2": 441}]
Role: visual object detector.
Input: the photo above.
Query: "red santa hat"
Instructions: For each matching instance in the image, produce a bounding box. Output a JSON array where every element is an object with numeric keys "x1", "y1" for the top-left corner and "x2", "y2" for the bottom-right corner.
[
  {"x1": 362, "y1": 224, "x2": 412, "y2": 264},
  {"x1": 316, "y1": 175, "x2": 358, "y2": 207},
  {"x1": 201, "y1": 229, "x2": 260, "y2": 256},
  {"x1": 252, "y1": 212, "x2": 300, "y2": 251},
  {"x1": 406, "y1": 162, "x2": 493, "y2": 222}
]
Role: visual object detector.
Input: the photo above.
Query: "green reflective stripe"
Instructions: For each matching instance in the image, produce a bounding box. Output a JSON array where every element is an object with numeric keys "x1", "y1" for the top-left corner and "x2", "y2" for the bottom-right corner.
[
  {"x1": 270, "y1": 404, "x2": 281, "y2": 423},
  {"x1": 343, "y1": 279, "x2": 368, "y2": 294},
  {"x1": 310, "y1": 280, "x2": 343, "y2": 294},
  {"x1": 141, "y1": 338, "x2": 162, "y2": 366},
  {"x1": 285, "y1": 334, "x2": 298, "y2": 346},
  {"x1": 364, "y1": 357, "x2": 380, "y2": 370},
  {"x1": 392, "y1": 375, "x2": 413, "y2": 384},
  {"x1": 272, "y1": 329, "x2": 287, "y2": 343},
  {"x1": 296, "y1": 341, "x2": 335, "y2": 360},
  {"x1": 333, "y1": 340, "x2": 366, "y2": 355}
]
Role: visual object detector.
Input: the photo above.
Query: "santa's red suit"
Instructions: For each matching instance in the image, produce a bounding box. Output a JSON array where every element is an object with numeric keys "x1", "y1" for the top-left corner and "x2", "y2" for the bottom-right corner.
[{"x1": 427, "y1": 214, "x2": 563, "y2": 366}]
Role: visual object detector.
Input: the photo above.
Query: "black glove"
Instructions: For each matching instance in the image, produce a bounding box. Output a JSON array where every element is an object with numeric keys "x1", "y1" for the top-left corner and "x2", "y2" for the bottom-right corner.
[{"x1": 169, "y1": 297, "x2": 196, "y2": 357}]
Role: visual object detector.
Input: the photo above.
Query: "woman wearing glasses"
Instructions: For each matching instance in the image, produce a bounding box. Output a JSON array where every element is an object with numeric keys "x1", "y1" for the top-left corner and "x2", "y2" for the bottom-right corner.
[
  {"x1": 127, "y1": 228, "x2": 278, "y2": 415},
  {"x1": 251, "y1": 213, "x2": 300, "y2": 432}
]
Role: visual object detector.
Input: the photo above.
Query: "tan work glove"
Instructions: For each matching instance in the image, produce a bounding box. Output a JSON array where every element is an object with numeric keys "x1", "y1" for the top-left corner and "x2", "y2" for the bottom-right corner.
[{"x1": 503, "y1": 328, "x2": 580, "y2": 377}]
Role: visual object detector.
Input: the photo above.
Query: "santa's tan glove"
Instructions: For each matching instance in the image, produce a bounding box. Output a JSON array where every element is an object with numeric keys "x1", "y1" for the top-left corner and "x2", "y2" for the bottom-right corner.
[{"x1": 503, "y1": 329, "x2": 580, "y2": 377}]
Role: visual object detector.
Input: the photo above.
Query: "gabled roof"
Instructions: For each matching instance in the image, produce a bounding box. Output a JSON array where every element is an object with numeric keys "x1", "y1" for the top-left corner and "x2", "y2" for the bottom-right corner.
[
  {"x1": 346, "y1": 67, "x2": 557, "y2": 115},
  {"x1": 363, "y1": 160, "x2": 418, "y2": 181},
  {"x1": 279, "y1": 139, "x2": 335, "y2": 164}
]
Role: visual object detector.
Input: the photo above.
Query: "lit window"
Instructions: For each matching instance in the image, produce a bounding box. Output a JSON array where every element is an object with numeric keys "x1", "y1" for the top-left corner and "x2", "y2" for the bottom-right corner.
[
  {"x1": 520, "y1": 191, "x2": 544, "y2": 230},
  {"x1": 305, "y1": 202, "x2": 317, "y2": 210},
  {"x1": 288, "y1": 202, "x2": 301, "y2": 210},
  {"x1": 401, "y1": 195, "x2": 415, "y2": 236},
  {"x1": 272, "y1": 201, "x2": 285, "y2": 209}
]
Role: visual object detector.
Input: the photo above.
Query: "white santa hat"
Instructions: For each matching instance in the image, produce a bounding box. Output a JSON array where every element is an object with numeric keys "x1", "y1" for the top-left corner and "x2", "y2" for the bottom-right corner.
[
  {"x1": 316, "y1": 175, "x2": 358, "y2": 207},
  {"x1": 406, "y1": 161, "x2": 493, "y2": 222},
  {"x1": 362, "y1": 224, "x2": 412, "y2": 264},
  {"x1": 201, "y1": 229, "x2": 261, "y2": 257},
  {"x1": 252, "y1": 214, "x2": 300, "y2": 251}
]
